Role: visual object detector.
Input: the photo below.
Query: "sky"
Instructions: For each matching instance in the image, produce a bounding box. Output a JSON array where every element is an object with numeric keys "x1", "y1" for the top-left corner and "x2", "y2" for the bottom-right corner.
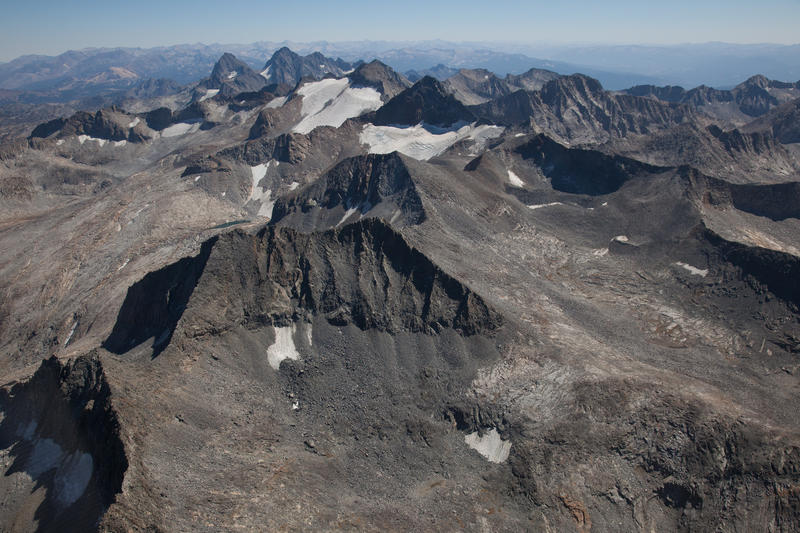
[{"x1": 2, "y1": 0, "x2": 799, "y2": 61}]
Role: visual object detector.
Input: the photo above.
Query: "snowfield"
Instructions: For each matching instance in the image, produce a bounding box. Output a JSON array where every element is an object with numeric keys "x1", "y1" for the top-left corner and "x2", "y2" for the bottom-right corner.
[
  {"x1": 359, "y1": 122, "x2": 504, "y2": 161},
  {"x1": 464, "y1": 429, "x2": 511, "y2": 463},
  {"x1": 249, "y1": 163, "x2": 276, "y2": 218},
  {"x1": 199, "y1": 89, "x2": 219, "y2": 102},
  {"x1": 292, "y1": 78, "x2": 382, "y2": 134},
  {"x1": 267, "y1": 325, "x2": 300, "y2": 370},
  {"x1": 507, "y1": 169, "x2": 525, "y2": 187},
  {"x1": 161, "y1": 122, "x2": 201, "y2": 137},
  {"x1": 266, "y1": 96, "x2": 288, "y2": 109}
]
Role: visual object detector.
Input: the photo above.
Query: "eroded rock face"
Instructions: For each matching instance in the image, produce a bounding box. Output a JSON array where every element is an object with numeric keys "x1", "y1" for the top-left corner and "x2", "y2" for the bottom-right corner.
[
  {"x1": 0, "y1": 355, "x2": 127, "y2": 532},
  {"x1": 193, "y1": 219, "x2": 498, "y2": 341},
  {"x1": 271, "y1": 152, "x2": 426, "y2": 230},
  {"x1": 373, "y1": 76, "x2": 476, "y2": 127},
  {"x1": 473, "y1": 74, "x2": 697, "y2": 143},
  {"x1": 513, "y1": 133, "x2": 663, "y2": 195}
]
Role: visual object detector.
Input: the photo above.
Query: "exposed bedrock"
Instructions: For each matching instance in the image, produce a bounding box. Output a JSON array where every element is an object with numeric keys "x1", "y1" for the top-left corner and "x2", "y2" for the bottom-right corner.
[{"x1": 0, "y1": 355, "x2": 127, "y2": 532}]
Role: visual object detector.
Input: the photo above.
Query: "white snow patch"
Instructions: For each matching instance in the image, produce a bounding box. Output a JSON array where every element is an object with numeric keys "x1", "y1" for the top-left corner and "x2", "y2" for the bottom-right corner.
[
  {"x1": 27, "y1": 438, "x2": 63, "y2": 477},
  {"x1": 221, "y1": 191, "x2": 226, "y2": 197},
  {"x1": 19, "y1": 420, "x2": 37, "y2": 440},
  {"x1": 56, "y1": 139, "x2": 65, "y2": 146},
  {"x1": 360, "y1": 122, "x2": 503, "y2": 161},
  {"x1": 260, "y1": 66, "x2": 271, "y2": 80},
  {"x1": 527, "y1": 202, "x2": 563, "y2": 210},
  {"x1": 161, "y1": 122, "x2": 200, "y2": 137},
  {"x1": 292, "y1": 401, "x2": 300, "y2": 410},
  {"x1": 336, "y1": 207, "x2": 359, "y2": 227},
  {"x1": 507, "y1": 169, "x2": 525, "y2": 187},
  {"x1": 63, "y1": 322, "x2": 77, "y2": 346},
  {"x1": 23, "y1": 433, "x2": 94, "y2": 506},
  {"x1": 258, "y1": 191, "x2": 274, "y2": 218},
  {"x1": 248, "y1": 163, "x2": 269, "y2": 202},
  {"x1": 249, "y1": 163, "x2": 275, "y2": 217},
  {"x1": 293, "y1": 79, "x2": 382, "y2": 134},
  {"x1": 194, "y1": 176, "x2": 201, "y2": 182},
  {"x1": 54, "y1": 452, "x2": 94, "y2": 506},
  {"x1": 305, "y1": 323, "x2": 313, "y2": 346},
  {"x1": 593, "y1": 248, "x2": 609, "y2": 257},
  {"x1": 266, "y1": 95, "x2": 287, "y2": 108},
  {"x1": 198, "y1": 89, "x2": 219, "y2": 102},
  {"x1": 128, "y1": 117, "x2": 140, "y2": 128},
  {"x1": 227, "y1": 71, "x2": 238, "y2": 79},
  {"x1": 116, "y1": 258, "x2": 130, "y2": 271},
  {"x1": 613, "y1": 235, "x2": 629, "y2": 243},
  {"x1": 464, "y1": 429, "x2": 511, "y2": 463},
  {"x1": 267, "y1": 325, "x2": 300, "y2": 370},
  {"x1": 514, "y1": 133, "x2": 525, "y2": 138},
  {"x1": 289, "y1": 181, "x2": 300, "y2": 191},
  {"x1": 77, "y1": 135, "x2": 107, "y2": 146},
  {"x1": 113, "y1": 140, "x2": 127, "y2": 147},
  {"x1": 676, "y1": 262, "x2": 708, "y2": 277},
  {"x1": 601, "y1": 202, "x2": 608, "y2": 206}
]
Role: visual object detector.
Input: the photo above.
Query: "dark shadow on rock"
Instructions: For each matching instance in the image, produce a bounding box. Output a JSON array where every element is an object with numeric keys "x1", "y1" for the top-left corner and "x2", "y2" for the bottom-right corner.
[{"x1": 102, "y1": 237, "x2": 216, "y2": 357}]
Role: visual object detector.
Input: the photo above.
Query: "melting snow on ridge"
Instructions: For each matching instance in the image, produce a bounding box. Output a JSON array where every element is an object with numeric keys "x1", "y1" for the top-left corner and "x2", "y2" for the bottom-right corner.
[
  {"x1": 199, "y1": 89, "x2": 219, "y2": 102},
  {"x1": 77, "y1": 135, "x2": 107, "y2": 147},
  {"x1": 336, "y1": 207, "x2": 360, "y2": 227},
  {"x1": 507, "y1": 169, "x2": 525, "y2": 187},
  {"x1": 266, "y1": 96, "x2": 288, "y2": 109},
  {"x1": 267, "y1": 325, "x2": 300, "y2": 370},
  {"x1": 464, "y1": 429, "x2": 511, "y2": 463},
  {"x1": 676, "y1": 262, "x2": 708, "y2": 277},
  {"x1": 528, "y1": 202, "x2": 563, "y2": 210},
  {"x1": 292, "y1": 78, "x2": 382, "y2": 134},
  {"x1": 360, "y1": 123, "x2": 504, "y2": 161},
  {"x1": 161, "y1": 122, "x2": 201, "y2": 137}
]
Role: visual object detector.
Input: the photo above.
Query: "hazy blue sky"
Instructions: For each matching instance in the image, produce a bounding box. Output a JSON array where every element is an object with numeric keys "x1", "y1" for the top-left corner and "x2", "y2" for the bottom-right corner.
[{"x1": 2, "y1": 0, "x2": 799, "y2": 61}]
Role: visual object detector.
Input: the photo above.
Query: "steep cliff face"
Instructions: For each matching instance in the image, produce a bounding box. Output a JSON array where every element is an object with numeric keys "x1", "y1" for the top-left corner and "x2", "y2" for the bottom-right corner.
[
  {"x1": 0, "y1": 355, "x2": 127, "y2": 532},
  {"x1": 103, "y1": 238, "x2": 216, "y2": 356},
  {"x1": 30, "y1": 107, "x2": 150, "y2": 142},
  {"x1": 372, "y1": 76, "x2": 476, "y2": 127},
  {"x1": 271, "y1": 152, "x2": 426, "y2": 230},
  {"x1": 624, "y1": 75, "x2": 800, "y2": 120},
  {"x1": 743, "y1": 97, "x2": 800, "y2": 144},
  {"x1": 473, "y1": 74, "x2": 697, "y2": 143},
  {"x1": 179, "y1": 219, "x2": 500, "y2": 339},
  {"x1": 348, "y1": 60, "x2": 411, "y2": 100},
  {"x1": 608, "y1": 122, "x2": 799, "y2": 182},
  {"x1": 512, "y1": 133, "x2": 663, "y2": 195}
]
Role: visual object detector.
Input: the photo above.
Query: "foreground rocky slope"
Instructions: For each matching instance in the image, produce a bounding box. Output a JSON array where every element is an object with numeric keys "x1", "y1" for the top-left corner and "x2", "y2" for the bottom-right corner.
[{"x1": 1, "y1": 49, "x2": 800, "y2": 531}]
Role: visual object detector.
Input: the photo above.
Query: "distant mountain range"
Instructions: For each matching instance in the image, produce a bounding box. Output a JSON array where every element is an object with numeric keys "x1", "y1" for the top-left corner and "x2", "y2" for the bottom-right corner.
[{"x1": 2, "y1": 41, "x2": 799, "y2": 103}]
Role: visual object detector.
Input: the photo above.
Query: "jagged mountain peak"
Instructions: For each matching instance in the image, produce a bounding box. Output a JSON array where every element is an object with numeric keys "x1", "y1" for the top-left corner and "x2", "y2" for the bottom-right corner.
[
  {"x1": 373, "y1": 75, "x2": 475, "y2": 127},
  {"x1": 348, "y1": 60, "x2": 411, "y2": 99},
  {"x1": 261, "y1": 47, "x2": 353, "y2": 87},
  {"x1": 210, "y1": 52, "x2": 251, "y2": 81}
]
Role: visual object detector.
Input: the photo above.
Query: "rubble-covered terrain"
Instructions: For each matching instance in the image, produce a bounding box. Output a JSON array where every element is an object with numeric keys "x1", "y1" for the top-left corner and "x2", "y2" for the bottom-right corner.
[{"x1": 1, "y1": 49, "x2": 799, "y2": 532}]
